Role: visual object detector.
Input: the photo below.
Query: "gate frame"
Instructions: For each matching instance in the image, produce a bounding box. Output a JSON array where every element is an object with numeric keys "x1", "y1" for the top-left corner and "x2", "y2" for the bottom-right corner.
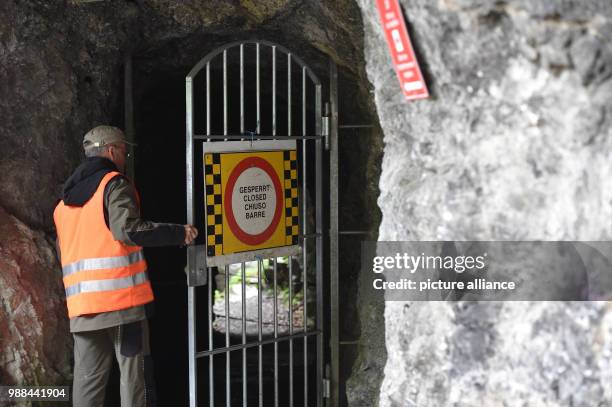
[{"x1": 184, "y1": 39, "x2": 330, "y2": 407}]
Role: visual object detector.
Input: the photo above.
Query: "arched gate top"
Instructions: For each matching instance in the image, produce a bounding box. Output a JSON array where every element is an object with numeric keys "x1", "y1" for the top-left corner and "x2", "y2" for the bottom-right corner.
[{"x1": 186, "y1": 39, "x2": 322, "y2": 86}]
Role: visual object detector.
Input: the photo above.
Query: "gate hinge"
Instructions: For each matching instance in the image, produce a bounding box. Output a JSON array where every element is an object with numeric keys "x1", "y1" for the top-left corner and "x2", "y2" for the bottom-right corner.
[
  {"x1": 322, "y1": 378, "x2": 331, "y2": 399},
  {"x1": 321, "y1": 116, "x2": 330, "y2": 150},
  {"x1": 322, "y1": 102, "x2": 330, "y2": 150}
]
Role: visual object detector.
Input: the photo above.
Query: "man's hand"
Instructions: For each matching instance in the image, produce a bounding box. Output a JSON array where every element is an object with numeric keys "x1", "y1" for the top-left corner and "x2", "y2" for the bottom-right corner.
[{"x1": 184, "y1": 225, "x2": 199, "y2": 245}]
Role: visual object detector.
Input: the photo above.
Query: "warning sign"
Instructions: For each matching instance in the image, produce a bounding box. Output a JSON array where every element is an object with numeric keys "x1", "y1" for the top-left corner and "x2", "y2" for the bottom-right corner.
[
  {"x1": 225, "y1": 155, "x2": 283, "y2": 246},
  {"x1": 203, "y1": 141, "x2": 299, "y2": 266}
]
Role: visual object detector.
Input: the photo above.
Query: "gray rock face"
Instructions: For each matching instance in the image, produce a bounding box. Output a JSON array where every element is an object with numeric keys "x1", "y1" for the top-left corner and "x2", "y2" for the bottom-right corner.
[
  {"x1": 355, "y1": 0, "x2": 612, "y2": 406},
  {"x1": 212, "y1": 291, "x2": 309, "y2": 337},
  {"x1": 0, "y1": 1, "x2": 138, "y2": 229},
  {"x1": 381, "y1": 301, "x2": 612, "y2": 407}
]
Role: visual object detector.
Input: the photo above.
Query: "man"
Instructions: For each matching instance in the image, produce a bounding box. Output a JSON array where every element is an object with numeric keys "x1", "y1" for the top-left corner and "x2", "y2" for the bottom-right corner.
[{"x1": 53, "y1": 125, "x2": 198, "y2": 406}]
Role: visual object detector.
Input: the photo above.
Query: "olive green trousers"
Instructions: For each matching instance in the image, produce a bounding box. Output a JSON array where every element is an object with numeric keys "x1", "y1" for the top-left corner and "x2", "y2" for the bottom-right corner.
[{"x1": 72, "y1": 319, "x2": 156, "y2": 407}]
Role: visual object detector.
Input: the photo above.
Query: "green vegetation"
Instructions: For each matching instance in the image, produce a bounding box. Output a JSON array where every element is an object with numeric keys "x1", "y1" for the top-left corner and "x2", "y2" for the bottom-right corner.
[{"x1": 214, "y1": 256, "x2": 304, "y2": 309}]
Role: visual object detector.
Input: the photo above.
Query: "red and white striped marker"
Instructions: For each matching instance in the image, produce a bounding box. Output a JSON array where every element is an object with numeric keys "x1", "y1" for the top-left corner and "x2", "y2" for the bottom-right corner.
[{"x1": 376, "y1": 0, "x2": 429, "y2": 101}]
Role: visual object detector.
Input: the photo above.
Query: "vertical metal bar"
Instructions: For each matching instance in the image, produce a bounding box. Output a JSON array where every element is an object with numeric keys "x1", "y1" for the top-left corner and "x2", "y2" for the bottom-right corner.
[
  {"x1": 288, "y1": 54, "x2": 292, "y2": 136},
  {"x1": 188, "y1": 287, "x2": 197, "y2": 407},
  {"x1": 209, "y1": 261, "x2": 214, "y2": 406},
  {"x1": 315, "y1": 83, "x2": 324, "y2": 407},
  {"x1": 301, "y1": 66, "x2": 308, "y2": 407},
  {"x1": 287, "y1": 58, "x2": 294, "y2": 407},
  {"x1": 272, "y1": 46, "x2": 276, "y2": 137},
  {"x1": 256, "y1": 43, "x2": 260, "y2": 134},
  {"x1": 258, "y1": 259, "x2": 263, "y2": 407},
  {"x1": 185, "y1": 77, "x2": 197, "y2": 407},
  {"x1": 225, "y1": 265, "x2": 231, "y2": 407},
  {"x1": 273, "y1": 258, "x2": 279, "y2": 407},
  {"x1": 329, "y1": 59, "x2": 340, "y2": 407},
  {"x1": 242, "y1": 262, "x2": 247, "y2": 407},
  {"x1": 185, "y1": 78, "x2": 194, "y2": 272},
  {"x1": 203, "y1": 64, "x2": 214, "y2": 405},
  {"x1": 205, "y1": 60, "x2": 214, "y2": 407},
  {"x1": 206, "y1": 62, "x2": 211, "y2": 138},
  {"x1": 289, "y1": 256, "x2": 294, "y2": 407},
  {"x1": 240, "y1": 44, "x2": 245, "y2": 135},
  {"x1": 223, "y1": 49, "x2": 228, "y2": 138},
  {"x1": 302, "y1": 68, "x2": 306, "y2": 138},
  {"x1": 288, "y1": 46, "x2": 295, "y2": 407}
]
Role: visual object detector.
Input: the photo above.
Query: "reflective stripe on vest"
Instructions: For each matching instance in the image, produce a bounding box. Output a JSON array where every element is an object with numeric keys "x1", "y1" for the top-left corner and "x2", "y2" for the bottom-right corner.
[
  {"x1": 53, "y1": 171, "x2": 154, "y2": 318},
  {"x1": 62, "y1": 250, "x2": 145, "y2": 277},
  {"x1": 65, "y1": 270, "x2": 149, "y2": 297}
]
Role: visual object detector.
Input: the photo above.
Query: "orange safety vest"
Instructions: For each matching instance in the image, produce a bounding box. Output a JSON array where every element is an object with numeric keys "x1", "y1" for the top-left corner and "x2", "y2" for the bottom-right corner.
[{"x1": 53, "y1": 171, "x2": 154, "y2": 318}]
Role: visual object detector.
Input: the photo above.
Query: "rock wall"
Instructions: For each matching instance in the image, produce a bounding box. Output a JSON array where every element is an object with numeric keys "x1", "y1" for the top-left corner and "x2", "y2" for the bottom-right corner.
[
  {"x1": 0, "y1": 206, "x2": 71, "y2": 386},
  {"x1": 0, "y1": 0, "x2": 135, "y2": 388},
  {"x1": 0, "y1": 0, "x2": 136, "y2": 230},
  {"x1": 355, "y1": 0, "x2": 612, "y2": 406}
]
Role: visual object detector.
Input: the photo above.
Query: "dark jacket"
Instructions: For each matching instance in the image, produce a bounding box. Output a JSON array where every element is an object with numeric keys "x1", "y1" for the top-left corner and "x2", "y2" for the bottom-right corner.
[
  {"x1": 62, "y1": 157, "x2": 185, "y2": 246},
  {"x1": 58, "y1": 156, "x2": 185, "y2": 332}
]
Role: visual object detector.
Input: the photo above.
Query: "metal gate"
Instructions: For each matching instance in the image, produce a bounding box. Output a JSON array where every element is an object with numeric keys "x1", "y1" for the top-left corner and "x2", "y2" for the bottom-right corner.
[{"x1": 185, "y1": 40, "x2": 327, "y2": 407}]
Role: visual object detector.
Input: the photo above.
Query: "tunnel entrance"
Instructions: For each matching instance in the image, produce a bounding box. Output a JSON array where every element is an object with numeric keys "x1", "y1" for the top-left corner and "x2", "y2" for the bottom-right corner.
[
  {"x1": 128, "y1": 40, "x2": 326, "y2": 407},
  {"x1": 118, "y1": 33, "x2": 381, "y2": 407}
]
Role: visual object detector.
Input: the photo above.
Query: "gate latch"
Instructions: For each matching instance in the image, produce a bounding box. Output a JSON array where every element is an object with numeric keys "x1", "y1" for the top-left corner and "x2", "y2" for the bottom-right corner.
[{"x1": 185, "y1": 245, "x2": 208, "y2": 287}]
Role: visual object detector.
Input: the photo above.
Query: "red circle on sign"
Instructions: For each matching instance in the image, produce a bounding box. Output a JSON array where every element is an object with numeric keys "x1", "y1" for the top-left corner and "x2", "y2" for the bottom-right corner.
[{"x1": 224, "y1": 156, "x2": 283, "y2": 246}]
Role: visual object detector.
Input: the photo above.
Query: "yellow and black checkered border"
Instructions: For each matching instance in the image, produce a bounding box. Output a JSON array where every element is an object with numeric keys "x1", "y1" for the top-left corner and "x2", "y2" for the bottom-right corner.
[
  {"x1": 283, "y1": 150, "x2": 299, "y2": 245},
  {"x1": 205, "y1": 153, "x2": 223, "y2": 256}
]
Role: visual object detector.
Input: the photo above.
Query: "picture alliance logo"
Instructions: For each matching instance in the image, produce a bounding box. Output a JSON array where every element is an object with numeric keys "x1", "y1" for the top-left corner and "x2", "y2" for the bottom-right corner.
[{"x1": 372, "y1": 252, "x2": 488, "y2": 274}]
